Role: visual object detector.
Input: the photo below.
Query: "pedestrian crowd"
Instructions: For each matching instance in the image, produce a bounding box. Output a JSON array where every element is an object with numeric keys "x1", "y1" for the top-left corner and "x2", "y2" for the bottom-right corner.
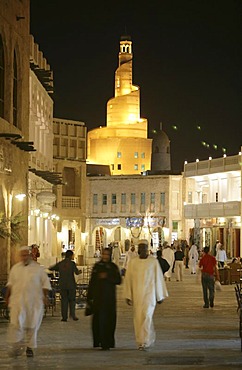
[{"x1": 4, "y1": 237, "x2": 227, "y2": 357}]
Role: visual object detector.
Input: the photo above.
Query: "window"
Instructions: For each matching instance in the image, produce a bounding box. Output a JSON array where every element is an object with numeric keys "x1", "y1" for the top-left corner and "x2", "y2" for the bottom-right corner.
[
  {"x1": 93, "y1": 194, "x2": 98, "y2": 205},
  {"x1": 172, "y1": 221, "x2": 178, "y2": 231},
  {"x1": 131, "y1": 193, "x2": 136, "y2": 204},
  {"x1": 187, "y1": 191, "x2": 192, "y2": 203},
  {"x1": 151, "y1": 193, "x2": 155, "y2": 204},
  {"x1": 141, "y1": 164, "x2": 145, "y2": 171},
  {"x1": 111, "y1": 164, "x2": 114, "y2": 170},
  {"x1": 134, "y1": 152, "x2": 138, "y2": 158},
  {"x1": 134, "y1": 164, "x2": 138, "y2": 170},
  {"x1": 150, "y1": 192, "x2": 155, "y2": 211},
  {"x1": 13, "y1": 50, "x2": 17, "y2": 127},
  {"x1": 121, "y1": 193, "x2": 126, "y2": 205},
  {"x1": 141, "y1": 192, "x2": 145, "y2": 205},
  {"x1": 112, "y1": 194, "x2": 117, "y2": 205},
  {"x1": 117, "y1": 164, "x2": 122, "y2": 170},
  {"x1": 0, "y1": 35, "x2": 4, "y2": 118},
  {"x1": 117, "y1": 152, "x2": 122, "y2": 158},
  {"x1": 102, "y1": 194, "x2": 107, "y2": 205},
  {"x1": 141, "y1": 152, "x2": 145, "y2": 158},
  {"x1": 160, "y1": 192, "x2": 165, "y2": 206}
]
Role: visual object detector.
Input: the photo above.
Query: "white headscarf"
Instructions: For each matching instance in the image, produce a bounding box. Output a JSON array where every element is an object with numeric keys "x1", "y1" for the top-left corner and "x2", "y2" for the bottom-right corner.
[{"x1": 19, "y1": 246, "x2": 31, "y2": 253}]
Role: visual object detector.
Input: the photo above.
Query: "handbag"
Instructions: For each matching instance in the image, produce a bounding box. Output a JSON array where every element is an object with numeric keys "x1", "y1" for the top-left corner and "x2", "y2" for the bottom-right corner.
[
  {"x1": 215, "y1": 280, "x2": 222, "y2": 291},
  {"x1": 84, "y1": 302, "x2": 93, "y2": 316},
  {"x1": 158, "y1": 257, "x2": 170, "y2": 274}
]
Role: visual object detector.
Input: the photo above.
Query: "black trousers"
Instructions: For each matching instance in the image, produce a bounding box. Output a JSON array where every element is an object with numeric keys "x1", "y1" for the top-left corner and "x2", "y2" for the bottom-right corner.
[{"x1": 60, "y1": 288, "x2": 76, "y2": 320}]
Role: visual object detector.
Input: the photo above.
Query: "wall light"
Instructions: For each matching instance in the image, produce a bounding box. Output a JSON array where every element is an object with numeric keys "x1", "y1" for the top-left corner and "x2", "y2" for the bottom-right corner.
[{"x1": 15, "y1": 193, "x2": 26, "y2": 201}]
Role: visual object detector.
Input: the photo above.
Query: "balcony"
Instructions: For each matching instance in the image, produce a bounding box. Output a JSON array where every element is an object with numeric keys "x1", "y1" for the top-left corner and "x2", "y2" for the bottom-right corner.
[
  {"x1": 184, "y1": 201, "x2": 241, "y2": 219},
  {"x1": 184, "y1": 154, "x2": 241, "y2": 177},
  {"x1": 62, "y1": 196, "x2": 80, "y2": 208}
]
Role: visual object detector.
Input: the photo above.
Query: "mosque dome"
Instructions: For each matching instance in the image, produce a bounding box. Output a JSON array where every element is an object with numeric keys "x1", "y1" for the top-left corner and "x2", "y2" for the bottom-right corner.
[{"x1": 150, "y1": 125, "x2": 171, "y2": 172}]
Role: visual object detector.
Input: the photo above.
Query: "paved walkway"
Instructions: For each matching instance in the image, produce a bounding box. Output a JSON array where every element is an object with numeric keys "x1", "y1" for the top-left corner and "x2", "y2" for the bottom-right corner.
[{"x1": 0, "y1": 268, "x2": 242, "y2": 369}]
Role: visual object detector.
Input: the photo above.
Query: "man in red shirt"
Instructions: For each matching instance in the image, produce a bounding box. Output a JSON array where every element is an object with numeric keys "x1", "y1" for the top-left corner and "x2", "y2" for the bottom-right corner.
[{"x1": 199, "y1": 246, "x2": 220, "y2": 308}]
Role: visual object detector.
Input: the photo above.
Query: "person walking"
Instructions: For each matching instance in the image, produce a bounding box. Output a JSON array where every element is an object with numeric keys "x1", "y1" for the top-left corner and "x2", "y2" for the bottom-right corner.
[
  {"x1": 5, "y1": 246, "x2": 51, "y2": 358},
  {"x1": 112, "y1": 242, "x2": 121, "y2": 268},
  {"x1": 189, "y1": 242, "x2": 199, "y2": 274},
  {"x1": 124, "y1": 240, "x2": 168, "y2": 351},
  {"x1": 156, "y1": 249, "x2": 170, "y2": 275},
  {"x1": 216, "y1": 244, "x2": 227, "y2": 268},
  {"x1": 184, "y1": 243, "x2": 190, "y2": 269},
  {"x1": 123, "y1": 244, "x2": 137, "y2": 273},
  {"x1": 86, "y1": 247, "x2": 121, "y2": 350},
  {"x1": 174, "y1": 245, "x2": 184, "y2": 281},
  {"x1": 162, "y1": 242, "x2": 175, "y2": 281},
  {"x1": 30, "y1": 244, "x2": 40, "y2": 262},
  {"x1": 48, "y1": 249, "x2": 81, "y2": 322},
  {"x1": 199, "y1": 246, "x2": 220, "y2": 308}
]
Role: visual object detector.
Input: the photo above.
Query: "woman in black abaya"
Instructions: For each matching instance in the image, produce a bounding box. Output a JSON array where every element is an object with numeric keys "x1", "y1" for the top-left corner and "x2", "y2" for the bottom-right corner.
[{"x1": 87, "y1": 247, "x2": 121, "y2": 350}]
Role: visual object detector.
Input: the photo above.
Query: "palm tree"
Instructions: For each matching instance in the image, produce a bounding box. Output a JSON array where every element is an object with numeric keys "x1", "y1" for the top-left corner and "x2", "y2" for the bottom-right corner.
[{"x1": 0, "y1": 212, "x2": 25, "y2": 243}]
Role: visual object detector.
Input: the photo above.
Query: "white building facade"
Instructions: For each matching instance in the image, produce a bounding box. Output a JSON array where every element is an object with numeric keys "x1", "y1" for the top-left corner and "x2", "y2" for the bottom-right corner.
[
  {"x1": 28, "y1": 35, "x2": 58, "y2": 267},
  {"x1": 183, "y1": 154, "x2": 242, "y2": 257},
  {"x1": 86, "y1": 173, "x2": 185, "y2": 261},
  {"x1": 53, "y1": 117, "x2": 87, "y2": 265}
]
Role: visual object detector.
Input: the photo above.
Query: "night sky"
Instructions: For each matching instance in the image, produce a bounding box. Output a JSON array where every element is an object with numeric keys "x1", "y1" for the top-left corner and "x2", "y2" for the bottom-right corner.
[{"x1": 30, "y1": 0, "x2": 242, "y2": 172}]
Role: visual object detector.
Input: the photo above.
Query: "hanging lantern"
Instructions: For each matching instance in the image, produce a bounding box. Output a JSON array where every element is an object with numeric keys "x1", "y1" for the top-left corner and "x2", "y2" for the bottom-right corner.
[
  {"x1": 36, "y1": 191, "x2": 56, "y2": 205},
  {"x1": 39, "y1": 204, "x2": 53, "y2": 213}
]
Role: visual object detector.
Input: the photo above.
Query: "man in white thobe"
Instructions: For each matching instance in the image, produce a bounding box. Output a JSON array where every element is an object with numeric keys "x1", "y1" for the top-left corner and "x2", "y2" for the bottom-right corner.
[
  {"x1": 112, "y1": 243, "x2": 121, "y2": 267},
  {"x1": 5, "y1": 246, "x2": 51, "y2": 358},
  {"x1": 189, "y1": 243, "x2": 199, "y2": 274},
  {"x1": 123, "y1": 245, "x2": 138, "y2": 271},
  {"x1": 124, "y1": 240, "x2": 168, "y2": 351}
]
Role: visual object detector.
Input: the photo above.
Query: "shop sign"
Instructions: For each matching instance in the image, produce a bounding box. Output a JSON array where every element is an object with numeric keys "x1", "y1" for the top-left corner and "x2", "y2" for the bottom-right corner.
[
  {"x1": 96, "y1": 218, "x2": 120, "y2": 226},
  {"x1": 126, "y1": 217, "x2": 144, "y2": 228}
]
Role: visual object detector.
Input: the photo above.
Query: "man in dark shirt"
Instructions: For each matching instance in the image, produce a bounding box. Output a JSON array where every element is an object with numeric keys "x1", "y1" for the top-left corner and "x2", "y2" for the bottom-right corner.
[
  {"x1": 174, "y1": 245, "x2": 184, "y2": 281},
  {"x1": 49, "y1": 250, "x2": 81, "y2": 321},
  {"x1": 199, "y1": 246, "x2": 219, "y2": 308}
]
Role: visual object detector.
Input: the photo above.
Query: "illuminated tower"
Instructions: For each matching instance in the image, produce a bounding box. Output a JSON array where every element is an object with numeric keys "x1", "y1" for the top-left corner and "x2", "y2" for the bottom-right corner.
[{"x1": 87, "y1": 35, "x2": 152, "y2": 175}]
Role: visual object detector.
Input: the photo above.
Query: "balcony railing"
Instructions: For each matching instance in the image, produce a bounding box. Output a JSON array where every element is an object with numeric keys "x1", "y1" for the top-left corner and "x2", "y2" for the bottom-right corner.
[
  {"x1": 184, "y1": 154, "x2": 241, "y2": 177},
  {"x1": 62, "y1": 196, "x2": 80, "y2": 208},
  {"x1": 184, "y1": 201, "x2": 241, "y2": 219}
]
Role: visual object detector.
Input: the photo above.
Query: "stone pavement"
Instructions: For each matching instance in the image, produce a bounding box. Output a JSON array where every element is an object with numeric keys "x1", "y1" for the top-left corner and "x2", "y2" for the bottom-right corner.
[{"x1": 0, "y1": 268, "x2": 242, "y2": 369}]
